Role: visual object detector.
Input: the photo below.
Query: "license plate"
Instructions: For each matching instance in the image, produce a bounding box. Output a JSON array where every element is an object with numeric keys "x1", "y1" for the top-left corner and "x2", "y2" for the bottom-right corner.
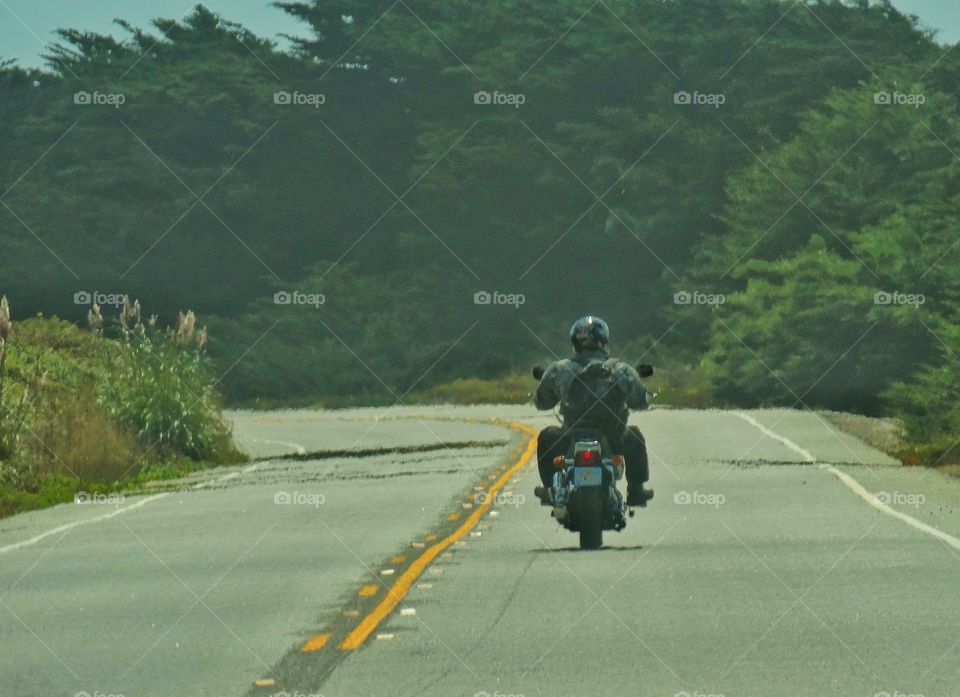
[{"x1": 573, "y1": 467, "x2": 602, "y2": 487}]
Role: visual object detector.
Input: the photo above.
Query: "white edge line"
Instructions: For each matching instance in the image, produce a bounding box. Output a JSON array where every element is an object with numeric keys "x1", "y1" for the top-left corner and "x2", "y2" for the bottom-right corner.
[
  {"x1": 735, "y1": 411, "x2": 960, "y2": 552},
  {"x1": 191, "y1": 463, "x2": 259, "y2": 489},
  {"x1": 236, "y1": 437, "x2": 307, "y2": 455},
  {"x1": 0, "y1": 464, "x2": 259, "y2": 555},
  {"x1": 0, "y1": 493, "x2": 168, "y2": 555},
  {"x1": 735, "y1": 411, "x2": 817, "y2": 462},
  {"x1": 821, "y1": 464, "x2": 960, "y2": 553}
]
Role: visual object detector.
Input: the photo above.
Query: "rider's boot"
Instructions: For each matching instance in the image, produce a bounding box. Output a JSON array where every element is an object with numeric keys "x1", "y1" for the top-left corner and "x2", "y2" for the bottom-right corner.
[
  {"x1": 534, "y1": 485, "x2": 554, "y2": 506},
  {"x1": 626, "y1": 484, "x2": 654, "y2": 507}
]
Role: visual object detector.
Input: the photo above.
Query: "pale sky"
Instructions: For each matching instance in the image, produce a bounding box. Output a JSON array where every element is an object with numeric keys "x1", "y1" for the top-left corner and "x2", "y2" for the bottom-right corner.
[{"x1": 1, "y1": 0, "x2": 958, "y2": 70}]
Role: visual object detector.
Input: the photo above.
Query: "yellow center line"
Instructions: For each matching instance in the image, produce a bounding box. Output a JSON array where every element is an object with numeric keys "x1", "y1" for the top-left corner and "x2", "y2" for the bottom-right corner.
[{"x1": 338, "y1": 421, "x2": 538, "y2": 651}]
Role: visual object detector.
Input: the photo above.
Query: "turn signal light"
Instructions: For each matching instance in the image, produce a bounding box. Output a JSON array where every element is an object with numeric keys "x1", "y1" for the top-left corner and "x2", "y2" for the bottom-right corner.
[{"x1": 553, "y1": 455, "x2": 566, "y2": 468}]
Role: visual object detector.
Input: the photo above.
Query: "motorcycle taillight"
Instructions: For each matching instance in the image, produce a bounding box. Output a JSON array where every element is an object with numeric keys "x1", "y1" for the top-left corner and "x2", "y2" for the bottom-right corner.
[{"x1": 575, "y1": 446, "x2": 601, "y2": 466}]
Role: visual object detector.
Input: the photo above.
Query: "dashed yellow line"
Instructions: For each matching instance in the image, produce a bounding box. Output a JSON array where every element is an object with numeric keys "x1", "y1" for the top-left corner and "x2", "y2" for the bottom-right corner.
[
  {"x1": 357, "y1": 584, "x2": 378, "y2": 598},
  {"x1": 338, "y1": 421, "x2": 537, "y2": 651},
  {"x1": 301, "y1": 633, "x2": 331, "y2": 653}
]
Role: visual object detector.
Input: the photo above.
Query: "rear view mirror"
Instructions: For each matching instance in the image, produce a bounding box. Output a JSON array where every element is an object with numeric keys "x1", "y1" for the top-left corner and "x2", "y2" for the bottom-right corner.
[
  {"x1": 636, "y1": 363, "x2": 654, "y2": 378},
  {"x1": 532, "y1": 366, "x2": 545, "y2": 380}
]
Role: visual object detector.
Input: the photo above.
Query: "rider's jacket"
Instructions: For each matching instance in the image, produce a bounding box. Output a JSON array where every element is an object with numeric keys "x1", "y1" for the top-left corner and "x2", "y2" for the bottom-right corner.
[{"x1": 534, "y1": 350, "x2": 648, "y2": 431}]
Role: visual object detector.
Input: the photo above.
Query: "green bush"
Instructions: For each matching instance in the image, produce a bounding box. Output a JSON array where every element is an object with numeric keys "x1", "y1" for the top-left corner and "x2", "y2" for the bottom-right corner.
[
  {"x1": 411, "y1": 373, "x2": 537, "y2": 405},
  {"x1": 0, "y1": 298, "x2": 245, "y2": 519},
  {"x1": 95, "y1": 332, "x2": 238, "y2": 462},
  {"x1": 886, "y1": 327, "x2": 960, "y2": 467}
]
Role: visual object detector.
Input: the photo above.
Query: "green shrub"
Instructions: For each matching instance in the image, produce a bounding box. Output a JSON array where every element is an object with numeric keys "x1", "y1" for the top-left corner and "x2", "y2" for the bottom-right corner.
[
  {"x1": 0, "y1": 295, "x2": 27, "y2": 461},
  {"x1": 647, "y1": 364, "x2": 712, "y2": 409},
  {"x1": 95, "y1": 332, "x2": 238, "y2": 462},
  {"x1": 886, "y1": 336, "x2": 960, "y2": 467},
  {"x1": 0, "y1": 297, "x2": 245, "y2": 519},
  {"x1": 411, "y1": 373, "x2": 536, "y2": 405}
]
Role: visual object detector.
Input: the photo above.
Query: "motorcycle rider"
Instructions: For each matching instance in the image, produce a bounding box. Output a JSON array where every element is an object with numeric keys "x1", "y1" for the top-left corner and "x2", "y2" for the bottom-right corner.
[{"x1": 533, "y1": 316, "x2": 654, "y2": 507}]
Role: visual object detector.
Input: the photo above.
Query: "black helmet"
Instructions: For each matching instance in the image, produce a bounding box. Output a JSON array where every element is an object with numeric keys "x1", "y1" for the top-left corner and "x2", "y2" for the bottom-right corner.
[{"x1": 570, "y1": 316, "x2": 610, "y2": 353}]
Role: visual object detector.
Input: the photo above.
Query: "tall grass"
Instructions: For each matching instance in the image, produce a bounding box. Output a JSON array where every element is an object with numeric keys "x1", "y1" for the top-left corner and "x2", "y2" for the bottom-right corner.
[{"x1": 95, "y1": 303, "x2": 240, "y2": 462}]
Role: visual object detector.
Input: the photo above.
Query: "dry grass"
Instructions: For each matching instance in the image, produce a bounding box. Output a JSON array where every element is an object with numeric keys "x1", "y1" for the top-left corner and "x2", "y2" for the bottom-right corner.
[
  {"x1": 26, "y1": 394, "x2": 144, "y2": 483},
  {"x1": 819, "y1": 410, "x2": 902, "y2": 457}
]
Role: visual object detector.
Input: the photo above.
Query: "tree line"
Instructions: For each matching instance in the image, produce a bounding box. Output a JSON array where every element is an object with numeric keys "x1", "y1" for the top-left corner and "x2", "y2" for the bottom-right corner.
[{"x1": 2, "y1": 0, "x2": 959, "y2": 461}]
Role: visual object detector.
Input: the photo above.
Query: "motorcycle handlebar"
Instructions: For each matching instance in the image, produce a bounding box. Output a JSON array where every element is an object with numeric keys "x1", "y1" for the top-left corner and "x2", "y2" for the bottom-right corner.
[{"x1": 531, "y1": 363, "x2": 653, "y2": 380}]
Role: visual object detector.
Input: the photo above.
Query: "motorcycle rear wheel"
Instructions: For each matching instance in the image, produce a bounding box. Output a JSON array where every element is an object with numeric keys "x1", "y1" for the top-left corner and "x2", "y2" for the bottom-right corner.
[{"x1": 578, "y1": 488, "x2": 604, "y2": 550}]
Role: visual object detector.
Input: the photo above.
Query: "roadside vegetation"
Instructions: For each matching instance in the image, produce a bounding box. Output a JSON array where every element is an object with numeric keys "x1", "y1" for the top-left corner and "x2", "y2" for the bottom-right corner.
[{"x1": 0, "y1": 296, "x2": 244, "y2": 518}]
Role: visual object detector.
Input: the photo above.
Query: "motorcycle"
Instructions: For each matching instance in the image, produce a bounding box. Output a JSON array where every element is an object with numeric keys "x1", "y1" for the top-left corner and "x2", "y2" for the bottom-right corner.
[{"x1": 532, "y1": 362, "x2": 653, "y2": 550}]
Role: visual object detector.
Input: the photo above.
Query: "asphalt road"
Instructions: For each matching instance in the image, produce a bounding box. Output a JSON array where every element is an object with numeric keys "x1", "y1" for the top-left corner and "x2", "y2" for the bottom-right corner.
[{"x1": 2, "y1": 406, "x2": 959, "y2": 697}]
